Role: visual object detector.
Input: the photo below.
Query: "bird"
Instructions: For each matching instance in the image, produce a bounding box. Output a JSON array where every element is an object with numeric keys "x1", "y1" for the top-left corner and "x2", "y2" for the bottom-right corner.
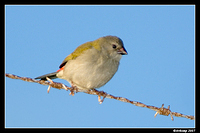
[{"x1": 35, "y1": 35, "x2": 127, "y2": 92}]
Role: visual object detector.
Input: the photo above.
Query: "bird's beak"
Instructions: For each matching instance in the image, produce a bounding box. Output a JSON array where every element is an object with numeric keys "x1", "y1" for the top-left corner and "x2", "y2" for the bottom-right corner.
[{"x1": 117, "y1": 47, "x2": 128, "y2": 55}]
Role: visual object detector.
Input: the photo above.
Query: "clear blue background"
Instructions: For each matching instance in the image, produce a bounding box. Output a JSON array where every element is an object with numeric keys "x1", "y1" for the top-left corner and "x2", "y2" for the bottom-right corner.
[{"x1": 5, "y1": 5, "x2": 195, "y2": 128}]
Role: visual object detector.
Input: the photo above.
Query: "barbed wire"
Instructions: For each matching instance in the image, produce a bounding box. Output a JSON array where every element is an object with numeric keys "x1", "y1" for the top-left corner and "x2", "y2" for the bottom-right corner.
[{"x1": 5, "y1": 73, "x2": 194, "y2": 121}]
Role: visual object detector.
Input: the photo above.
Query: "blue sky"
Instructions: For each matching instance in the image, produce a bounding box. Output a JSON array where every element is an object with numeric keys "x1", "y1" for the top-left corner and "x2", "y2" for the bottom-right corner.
[{"x1": 5, "y1": 5, "x2": 195, "y2": 128}]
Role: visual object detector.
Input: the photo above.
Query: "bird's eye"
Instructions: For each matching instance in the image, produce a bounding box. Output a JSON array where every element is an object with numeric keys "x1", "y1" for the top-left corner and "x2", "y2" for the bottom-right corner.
[{"x1": 112, "y1": 44, "x2": 117, "y2": 49}]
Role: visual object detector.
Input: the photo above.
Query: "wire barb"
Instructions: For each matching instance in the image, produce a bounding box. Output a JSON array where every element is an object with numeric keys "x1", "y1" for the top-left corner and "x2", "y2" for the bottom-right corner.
[
  {"x1": 46, "y1": 77, "x2": 53, "y2": 93},
  {"x1": 5, "y1": 73, "x2": 195, "y2": 121},
  {"x1": 154, "y1": 104, "x2": 174, "y2": 121}
]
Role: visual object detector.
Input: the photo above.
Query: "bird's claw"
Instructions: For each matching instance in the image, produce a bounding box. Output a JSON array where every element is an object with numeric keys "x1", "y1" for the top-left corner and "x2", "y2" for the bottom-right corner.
[
  {"x1": 69, "y1": 84, "x2": 79, "y2": 96},
  {"x1": 98, "y1": 95, "x2": 106, "y2": 104}
]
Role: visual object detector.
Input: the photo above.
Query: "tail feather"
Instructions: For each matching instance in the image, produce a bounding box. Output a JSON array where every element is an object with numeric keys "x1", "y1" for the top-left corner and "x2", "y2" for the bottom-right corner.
[{"x1": 35, "y1": 72, "x2": 58, "y2": 80}]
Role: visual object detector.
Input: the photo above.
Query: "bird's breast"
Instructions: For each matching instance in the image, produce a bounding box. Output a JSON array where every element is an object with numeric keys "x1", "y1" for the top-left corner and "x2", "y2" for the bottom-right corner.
[{"x1": 59, "y1": 48, "x2": 120, "y2": 89}]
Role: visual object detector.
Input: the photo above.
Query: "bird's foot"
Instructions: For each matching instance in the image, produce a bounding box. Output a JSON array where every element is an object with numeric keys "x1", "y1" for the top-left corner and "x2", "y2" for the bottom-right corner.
[
  {"x1": 98, "y1": 95, "x2": 106, "y2": 104},
  {"x1": 69, "y1": 83, "x2": 79, "y2": 96}
]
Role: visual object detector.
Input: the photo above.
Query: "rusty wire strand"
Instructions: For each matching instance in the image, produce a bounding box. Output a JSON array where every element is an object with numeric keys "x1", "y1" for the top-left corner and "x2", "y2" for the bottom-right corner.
[{"x1": 5, "y1": 73, "x2": 194, "y2": 121}]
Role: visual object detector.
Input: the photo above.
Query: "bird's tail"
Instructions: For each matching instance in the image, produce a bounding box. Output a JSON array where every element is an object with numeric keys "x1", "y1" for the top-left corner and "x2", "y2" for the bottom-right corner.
[{"x1": 35, "y1": 72, "x2": 58, "y2": 80}]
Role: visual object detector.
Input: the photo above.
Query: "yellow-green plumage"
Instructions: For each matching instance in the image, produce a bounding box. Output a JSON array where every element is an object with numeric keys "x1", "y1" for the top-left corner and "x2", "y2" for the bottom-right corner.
[{"x1": 59, "y1": 39, "x2": 101, "y2": 68}]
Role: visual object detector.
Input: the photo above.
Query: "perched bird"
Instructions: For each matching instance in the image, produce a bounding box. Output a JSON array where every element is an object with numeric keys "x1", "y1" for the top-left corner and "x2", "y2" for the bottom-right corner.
[{"x1": 35, "y1": 35, "x2": 127, "y2": 91}]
